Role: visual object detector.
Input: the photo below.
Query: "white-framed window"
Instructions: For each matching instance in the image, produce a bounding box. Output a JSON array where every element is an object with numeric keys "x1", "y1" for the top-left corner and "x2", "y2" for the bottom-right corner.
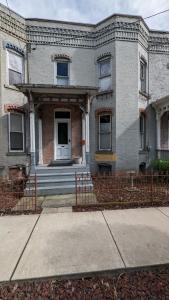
[
  {"x1": 140, "y1": 113, "x2": 146, "y2": 150},
  {"x1": 8, "y1": 113, "x2": 24, "y2": 152},
  {"x1": 55, "y1": 60, "x2": 69, "y2": 85},
  {"x1": 7, "y1": 50, "x2": 24, "y2": 85},
  {"x1": 98, "y1": 58, "x2": 111, "y2": 91},
  {"x1": 98, "y1": 114, "x2": 112, "y2": 150},
  {"x1": 140, "y1": 59, "x2": 147, "y2": 93}
]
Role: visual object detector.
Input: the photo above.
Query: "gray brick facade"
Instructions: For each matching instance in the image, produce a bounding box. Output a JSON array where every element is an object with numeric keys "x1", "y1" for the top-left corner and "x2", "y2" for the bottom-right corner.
[{"x1": 1, "y1": 3, "x2": 169, "y2": 175}]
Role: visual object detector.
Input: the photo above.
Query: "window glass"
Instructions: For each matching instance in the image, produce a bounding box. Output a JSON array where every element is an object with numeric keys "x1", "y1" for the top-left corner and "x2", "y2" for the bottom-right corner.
[
  {"x1": 9, "y1": 113, "x2": 24, "y2": 151},
  {"x1": 99, "y1": 60, "x2": 111, "y2": 77},
  {"x1": 10, "y1": 132, "x2": 23, "y2": 150},
  {"x1": 55, "y1": 111, "x2": 70, "y2": 118},
  {"x1": 57, "y1": 62, "x2": 68, "y2": 77},
  {"x1": 99, "y1": 77, "x2": 111, "y2": 91},
  {"x1": 57, "y1": 77, "x2": 69, "y2": 85},
  {"x1": 140, "y1": 114, "x2": 146, "y2": 150},
  {"x1": 140, "y1": 60, "x2": 146, "y2": 93},
  {"x1": 58, "y1": 123, "x2": 68, "y2": 144},
  {"x1": 99, "y1": 114, "x2": 111, "y2": 150},
  {"x1": 10, "y1": 113, "x2": 22, "y2": 132},
  {"x1": 98, "y1": 58, "x2": 111, "y2": 91},
  {"x1": 8, "y1": 52, "x2": 23, "y2": 73},
  {"x1": 8, "y1": 51, "x2": 23, "y2": 85}
]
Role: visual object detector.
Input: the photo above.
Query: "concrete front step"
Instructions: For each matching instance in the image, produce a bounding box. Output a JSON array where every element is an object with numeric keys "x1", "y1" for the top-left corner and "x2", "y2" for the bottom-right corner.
[
  {"x1": 29, "y1": 178, "x2": 92, "y2": 188},
  {"x1": 34, "y1": 172, "x2": 90, "y2": 181},
  {"x1": 25, "y1": 184, "x2": 93, "y2": 196},
  {"x1": 27, "y1": 165, "x2": 92, "y2": 196},
  {"x1": 33, "y1": 166, "x2": 89, "y2": 175}
]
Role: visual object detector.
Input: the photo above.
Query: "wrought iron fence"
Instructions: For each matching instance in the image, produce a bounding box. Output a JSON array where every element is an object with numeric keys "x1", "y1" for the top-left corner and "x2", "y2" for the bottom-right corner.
[
  {"x1": 0, "y1": 175, "x2": 37, "y2": 214},
  {"x1": 75, "y1": 172, "x2": 169, "y2": 208}
]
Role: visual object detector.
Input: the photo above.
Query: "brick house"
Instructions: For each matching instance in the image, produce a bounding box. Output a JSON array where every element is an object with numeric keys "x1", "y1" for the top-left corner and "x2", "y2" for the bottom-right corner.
[{"x1": 1, "y1": 3, "x2": 169, "y2": 194}]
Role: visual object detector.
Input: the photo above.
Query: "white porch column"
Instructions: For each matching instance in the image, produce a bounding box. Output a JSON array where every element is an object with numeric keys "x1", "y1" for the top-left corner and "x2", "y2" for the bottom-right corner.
[
  {"x1": 156, "y1": 112, "x2": 161, "y2": 159},
  {"x1": 82, "y1": 112, "x2": 86, "y2": 165},
  {"x1": 30, "y1": 105, "x2": 36, "y2": 167},
  {"x1": 38, "y1": 118, "x2": 43, "y2": 165},
  {"x1": 156, "y1": 113, "x2": 161, "y2": 149},
  {"x1": 85, "y1": 95, "x2": 91, "y2": 165}
]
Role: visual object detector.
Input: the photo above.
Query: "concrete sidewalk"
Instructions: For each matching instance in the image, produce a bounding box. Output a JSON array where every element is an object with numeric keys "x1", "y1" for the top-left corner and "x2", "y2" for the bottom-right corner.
[{"x1": 1, "y1": 207, "x2": 169, "y2": 282}]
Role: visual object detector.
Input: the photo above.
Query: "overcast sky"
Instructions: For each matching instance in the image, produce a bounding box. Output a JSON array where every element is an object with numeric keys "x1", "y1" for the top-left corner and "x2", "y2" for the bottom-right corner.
[{"x1": 1, "y1": 0, "x2": 169, "y2": 31}]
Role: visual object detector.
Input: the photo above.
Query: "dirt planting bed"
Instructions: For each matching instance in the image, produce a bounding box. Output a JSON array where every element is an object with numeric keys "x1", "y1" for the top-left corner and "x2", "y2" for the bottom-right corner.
[
  {"x1": 73, "y1": 201, "x2": 169, "y2": 212},
  {"x1": 1, "y1": 267, "x2": 169, "y2": 299},
  {"x1": 75, "y1": 175, "x2": 169, "y2": 210},
  {"x1": 0, "y1": 179, "x2": 39, "y2": 215},
  {"x1": 93, "y1": 176, "x2": 169, "y2": 204}
]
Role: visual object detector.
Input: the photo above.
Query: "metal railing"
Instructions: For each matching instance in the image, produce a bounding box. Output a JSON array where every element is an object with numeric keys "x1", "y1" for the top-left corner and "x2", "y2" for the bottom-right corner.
[
  {"x1": 75, "y1": 172, "x2": 169, "y2": 208},
  {"x1": 0, "y1": 175, "x2": 37, "y2": 214}
]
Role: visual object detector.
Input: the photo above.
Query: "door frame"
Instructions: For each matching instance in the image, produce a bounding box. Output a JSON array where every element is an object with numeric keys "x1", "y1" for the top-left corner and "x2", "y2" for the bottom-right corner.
[{"x1": 54, "y1": 109, "x2": 71, "y2": 160}]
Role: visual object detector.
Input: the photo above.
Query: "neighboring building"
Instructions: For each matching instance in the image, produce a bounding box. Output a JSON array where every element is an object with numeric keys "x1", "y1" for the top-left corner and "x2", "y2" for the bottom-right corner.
[{"x1": 1, "y1": 3, "x2": 169, "y2": 193}]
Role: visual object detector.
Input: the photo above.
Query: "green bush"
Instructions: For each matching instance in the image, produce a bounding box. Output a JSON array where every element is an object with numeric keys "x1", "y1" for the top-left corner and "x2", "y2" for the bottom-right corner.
[{"x1": 151, "y1": 159, "x2": 169, "y2": 172}]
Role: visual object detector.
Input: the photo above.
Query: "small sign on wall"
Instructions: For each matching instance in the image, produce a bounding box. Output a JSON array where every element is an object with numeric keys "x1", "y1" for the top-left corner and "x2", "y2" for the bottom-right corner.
[{"x1": 95, "y1": 153, "x2": 117, "y2": 161}]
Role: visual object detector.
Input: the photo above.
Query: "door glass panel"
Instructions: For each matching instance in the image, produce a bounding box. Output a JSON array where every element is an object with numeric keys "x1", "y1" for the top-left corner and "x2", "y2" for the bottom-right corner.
[{"x1": 58, "y1": 122, "x2": 68, "y2": 144}]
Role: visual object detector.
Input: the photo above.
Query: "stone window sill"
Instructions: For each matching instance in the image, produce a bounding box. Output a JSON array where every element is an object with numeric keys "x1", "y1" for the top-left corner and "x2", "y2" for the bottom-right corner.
[
  {"x1": 4, "y1": 84, "x2": 20, "y2": 91},
  {"x1": 95, "y1": 151, "x2": 114, "y2": 154},
  {"x1": 139, "y1": 149, "x2": 148, "y2": 154},
  {"x1": 139, "y1": 90, "x2": 150, "y2": 99},
  {"x1": 6, "y1": 152, "x2": 27, "y2": 156},
  {"x1": 96, "y1": 89, "x2": 113, "y2": 96}
]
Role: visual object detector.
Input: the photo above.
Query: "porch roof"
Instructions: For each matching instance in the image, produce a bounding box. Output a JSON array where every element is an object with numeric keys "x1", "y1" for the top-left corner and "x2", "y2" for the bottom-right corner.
[
  {"x1": 15, "y1": 84, "x2": 98, "y2": 97},
  {"x1": 152, "y1": 95, "x2": 169, "y2": 109}
]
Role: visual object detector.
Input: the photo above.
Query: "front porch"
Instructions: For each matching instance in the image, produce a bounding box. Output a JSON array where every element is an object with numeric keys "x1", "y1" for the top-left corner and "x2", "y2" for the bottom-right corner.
[
  {"x1": 17, "y1": 84, "x2": 97, "y2": 195},
  {"x1": 17, "y1": 84, "x2": 97, "y2": 168},
  {"x1": 153, "y1": 95, "x2": 169, "y2": 160}
]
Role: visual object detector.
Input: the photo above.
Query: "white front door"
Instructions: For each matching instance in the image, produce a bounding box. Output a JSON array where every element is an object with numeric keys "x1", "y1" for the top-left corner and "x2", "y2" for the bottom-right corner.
[{"x1": 55, "y1": 118, "x2": 71, "y2": 159}]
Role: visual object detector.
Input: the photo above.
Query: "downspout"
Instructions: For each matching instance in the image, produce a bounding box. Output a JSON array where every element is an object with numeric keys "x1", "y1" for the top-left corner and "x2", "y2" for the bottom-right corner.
[{"x1": 147, "y1": 45, "x2": 150, "y2": 165}]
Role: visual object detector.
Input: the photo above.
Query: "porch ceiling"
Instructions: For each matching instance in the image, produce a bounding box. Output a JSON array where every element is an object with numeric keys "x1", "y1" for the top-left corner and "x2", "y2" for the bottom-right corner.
[{"x1": 15, "y1": 84, "x2": 98, "y2": 97}]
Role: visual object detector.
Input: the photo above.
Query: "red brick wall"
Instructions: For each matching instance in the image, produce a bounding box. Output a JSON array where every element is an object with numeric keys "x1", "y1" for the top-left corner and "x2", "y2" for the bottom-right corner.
[{"x1": 40, "y1": 104, "x2": 82, "y2": 164}]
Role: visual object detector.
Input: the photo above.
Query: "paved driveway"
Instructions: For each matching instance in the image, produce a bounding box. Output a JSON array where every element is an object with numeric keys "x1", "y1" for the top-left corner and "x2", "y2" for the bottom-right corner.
[{"x1": 1, "y1": 207, "x2": 169, "y2": 282}]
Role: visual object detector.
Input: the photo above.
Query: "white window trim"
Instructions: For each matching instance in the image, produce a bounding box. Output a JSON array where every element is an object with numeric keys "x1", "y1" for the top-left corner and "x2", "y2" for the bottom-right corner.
[
  {"x1": 6, "y1": 49, "x2": 24, "y2": 86},
  {"x1": 8, "y1": 112, "x2": 25, "y2": 152},
  {"x1": 54, "y1": 59, "x2": 70, "y2": 85},
  {"x1": 98, "y1": 113, "x2": 112, "y2": 151}
]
